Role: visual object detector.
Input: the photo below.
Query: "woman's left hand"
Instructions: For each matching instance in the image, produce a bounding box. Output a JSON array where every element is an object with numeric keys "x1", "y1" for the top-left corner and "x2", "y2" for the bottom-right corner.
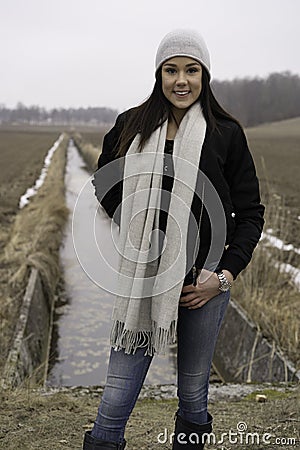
[{"x1": 179, "y1": 269, "x2": 232, "y2": 309}]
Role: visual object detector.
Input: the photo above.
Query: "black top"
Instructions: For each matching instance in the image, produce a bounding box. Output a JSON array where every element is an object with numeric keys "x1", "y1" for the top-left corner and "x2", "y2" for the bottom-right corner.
[{"x1": 159, "y1": 139, "x2": 174, "y2": 237}]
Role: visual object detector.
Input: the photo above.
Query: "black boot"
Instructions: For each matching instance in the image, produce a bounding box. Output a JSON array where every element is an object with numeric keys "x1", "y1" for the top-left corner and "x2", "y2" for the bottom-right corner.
[
  {"x1": 172, "y1": 412, "x2": 213, "y2": 449},
  {"x1": 83, "y1": 431, "x2": 126, "y2": 450}
]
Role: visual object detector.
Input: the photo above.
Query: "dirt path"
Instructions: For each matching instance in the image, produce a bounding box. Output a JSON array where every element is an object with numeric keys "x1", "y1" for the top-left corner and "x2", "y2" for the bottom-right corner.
[{"x1": 0, "y1": 384, "x2": 298, "y2": 449}]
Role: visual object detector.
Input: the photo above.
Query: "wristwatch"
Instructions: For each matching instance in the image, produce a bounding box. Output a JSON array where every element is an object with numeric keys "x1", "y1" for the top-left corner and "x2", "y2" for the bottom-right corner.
[{"x1": 216, "y1": 270, "x2": 232, "y2": 292}]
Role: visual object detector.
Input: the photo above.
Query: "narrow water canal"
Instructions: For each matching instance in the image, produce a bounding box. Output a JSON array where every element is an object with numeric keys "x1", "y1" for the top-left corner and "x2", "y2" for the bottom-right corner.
[{"x1": 47, "y1": 140, "x2": 176, "y2": 386}]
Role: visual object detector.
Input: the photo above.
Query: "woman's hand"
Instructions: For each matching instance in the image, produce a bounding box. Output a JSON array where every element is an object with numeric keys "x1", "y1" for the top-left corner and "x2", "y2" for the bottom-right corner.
[{"x1": 179, "y1": 269, "x2": 233, "y2": 310}]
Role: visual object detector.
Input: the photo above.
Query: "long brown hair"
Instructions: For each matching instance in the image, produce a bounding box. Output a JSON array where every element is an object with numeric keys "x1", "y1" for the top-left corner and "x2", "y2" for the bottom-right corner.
[{"x1": 116, "y1": 66, "x2": 240, "y2": 157}]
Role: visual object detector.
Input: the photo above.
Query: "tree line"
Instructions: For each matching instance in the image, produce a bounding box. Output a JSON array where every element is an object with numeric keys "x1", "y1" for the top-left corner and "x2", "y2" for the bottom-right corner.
[
  {"x1": 0, "y1": 104, "x2": 118, "y2": 125},
  {"x1": 212, "y1": 71, "x2": 300, "y2": 126},
  {"x1": 0, "y1": 72, "x2": 299, "y2": 127}
]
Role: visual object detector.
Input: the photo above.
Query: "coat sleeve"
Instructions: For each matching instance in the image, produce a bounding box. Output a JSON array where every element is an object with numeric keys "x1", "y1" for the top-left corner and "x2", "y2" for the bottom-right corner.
[
  {"x1": 219, "y1": 125, "x2": 265, "y2": 278},
  {"x1": 92, "y1": 113, "x2": 126, "y2": 225}
]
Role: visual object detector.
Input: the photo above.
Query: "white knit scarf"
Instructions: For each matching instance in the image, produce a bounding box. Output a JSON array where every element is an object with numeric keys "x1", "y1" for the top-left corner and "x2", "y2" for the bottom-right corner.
[{"x1": 110, "y1": 102, "x2": 206, "y2": 355}]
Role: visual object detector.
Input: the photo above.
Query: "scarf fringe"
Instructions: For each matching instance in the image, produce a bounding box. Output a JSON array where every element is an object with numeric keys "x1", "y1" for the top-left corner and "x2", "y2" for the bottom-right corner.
[{"x1": 110, "y1": 319, "x2": 177, "y2": 356}]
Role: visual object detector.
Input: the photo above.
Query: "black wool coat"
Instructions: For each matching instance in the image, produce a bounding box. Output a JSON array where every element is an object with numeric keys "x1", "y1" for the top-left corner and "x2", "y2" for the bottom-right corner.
[{"x1": 93, "y1": 110, "x2": 265, "y2": 280}]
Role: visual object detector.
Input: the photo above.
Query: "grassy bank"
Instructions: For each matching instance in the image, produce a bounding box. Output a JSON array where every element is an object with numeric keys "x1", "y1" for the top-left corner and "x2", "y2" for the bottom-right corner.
[
  {"x1": 233, "y1": 119, "x2": 300, "y2": 369},
  {"x1": 75, "y1": 125, "x2": 108, "y2": 150},
  {"x1": 0, "y1": 132, "x2": 69, "y2": 376},
  {"x1": 71, "y1": 132, "x2": 101, "y2": 172},
  {"x1": 231, "y1": 191, "x2": 300, "y2": 368},
  {"x1": 0, "y1": 384, "x2": 298, "y2": 449}
]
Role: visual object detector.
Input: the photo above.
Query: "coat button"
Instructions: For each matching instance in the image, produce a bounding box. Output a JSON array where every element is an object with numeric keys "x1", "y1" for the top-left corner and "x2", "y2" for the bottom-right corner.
[{"x1": 231, "y1": 212, "x2": 236, "y2": 218}]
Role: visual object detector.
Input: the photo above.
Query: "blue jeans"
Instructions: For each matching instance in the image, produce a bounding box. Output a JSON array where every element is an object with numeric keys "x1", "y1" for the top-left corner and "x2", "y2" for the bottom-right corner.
[{"x1": 91, "y1": 290, "x2": 230, "y2": 443}]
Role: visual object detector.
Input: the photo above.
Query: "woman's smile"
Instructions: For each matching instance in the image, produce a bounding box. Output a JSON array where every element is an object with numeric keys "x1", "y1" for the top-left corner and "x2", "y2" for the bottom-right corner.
[{"x1": 174, "y1": 90, "x2": 191, "y2": 97}]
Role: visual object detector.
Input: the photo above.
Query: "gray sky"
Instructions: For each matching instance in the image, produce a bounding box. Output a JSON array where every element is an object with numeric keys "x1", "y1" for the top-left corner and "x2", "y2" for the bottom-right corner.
[{"x1": 1, "y1": 0, "x2": 299, "y2": 112}]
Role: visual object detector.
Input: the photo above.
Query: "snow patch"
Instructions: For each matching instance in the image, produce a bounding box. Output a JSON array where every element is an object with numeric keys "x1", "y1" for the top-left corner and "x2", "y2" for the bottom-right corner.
[
  {"x1": 262, "y1": 231, "x2": 300, "y2": 255},
  {"x1": 19, "y1": 134, "x2": 64, "y2": 209},
  {"x1": 261, "y1": 231, "x2": 300, "y2": 291}
]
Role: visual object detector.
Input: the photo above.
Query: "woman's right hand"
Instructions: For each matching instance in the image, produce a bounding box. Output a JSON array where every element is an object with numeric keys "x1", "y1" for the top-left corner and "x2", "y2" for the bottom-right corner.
[{"x1": 180, "y1": 269, "x2": 221, "y2": 309}]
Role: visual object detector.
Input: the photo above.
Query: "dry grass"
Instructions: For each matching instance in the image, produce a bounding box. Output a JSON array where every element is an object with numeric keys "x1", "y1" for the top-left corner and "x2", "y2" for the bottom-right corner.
[
  {"x1": 232, "y1": 186, "x2": 300, "y2": 368},
  {"x1": 71, "y1": 132, "x2": 101, "y2": 172},
  {"x1": 76, "y1": 125, "x2": 108, "y2": 149},
  {"x1": 0, "y1": 384, "x2": 298, "y2": 449},
  {"x1": 0, "y1": 134, "x2": 69, "y2": 374}
]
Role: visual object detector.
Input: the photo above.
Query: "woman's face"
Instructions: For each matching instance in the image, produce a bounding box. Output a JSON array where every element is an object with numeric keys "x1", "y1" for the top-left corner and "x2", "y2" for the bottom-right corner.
[{"x1": 161, "y1": 56, "x2": 202, "y2": 115}]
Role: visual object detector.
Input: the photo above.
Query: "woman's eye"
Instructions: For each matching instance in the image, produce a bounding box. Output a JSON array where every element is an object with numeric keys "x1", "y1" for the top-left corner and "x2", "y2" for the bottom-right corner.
[
  {"x1": 165, "y1": 68, "x2": 176, "y2": 74},
  {"x1": 187, "y1": 67, "x2": 198, "y2": 73}
]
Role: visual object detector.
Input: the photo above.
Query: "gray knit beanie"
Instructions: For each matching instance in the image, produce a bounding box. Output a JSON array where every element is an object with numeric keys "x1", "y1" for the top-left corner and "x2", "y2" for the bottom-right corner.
[{"x1": 155, "y1": 29, "x2": 211, "y2": 78}]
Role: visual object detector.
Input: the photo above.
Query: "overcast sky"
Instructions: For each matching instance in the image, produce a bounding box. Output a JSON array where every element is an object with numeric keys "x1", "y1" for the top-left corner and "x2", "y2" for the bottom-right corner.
[{"x1": 1, "y1": 0, "x2": 299, "y2": 112}]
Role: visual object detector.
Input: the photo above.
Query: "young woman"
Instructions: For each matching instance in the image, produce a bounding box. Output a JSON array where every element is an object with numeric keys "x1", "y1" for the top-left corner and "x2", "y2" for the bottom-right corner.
[{"x1": 84, "y1": 29, "x2": 265, "y2": 449}]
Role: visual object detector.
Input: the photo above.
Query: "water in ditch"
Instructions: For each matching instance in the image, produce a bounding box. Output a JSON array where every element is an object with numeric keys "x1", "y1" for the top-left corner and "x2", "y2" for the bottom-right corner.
[{"x1": 47, "y1": 140, "x2": 177, "y2": 386}]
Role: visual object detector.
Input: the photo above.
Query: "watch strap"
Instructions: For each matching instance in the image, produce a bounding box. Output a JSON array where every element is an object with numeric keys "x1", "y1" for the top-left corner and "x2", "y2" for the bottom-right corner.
[{"x1": 216, "y1": 270, "x2": 232, "y2": 292}]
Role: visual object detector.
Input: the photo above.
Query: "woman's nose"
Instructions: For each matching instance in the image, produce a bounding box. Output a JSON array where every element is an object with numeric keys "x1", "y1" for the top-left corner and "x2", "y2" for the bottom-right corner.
[{"x1": 176, "y1": 71, "x2": 188, "y2": 85}]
